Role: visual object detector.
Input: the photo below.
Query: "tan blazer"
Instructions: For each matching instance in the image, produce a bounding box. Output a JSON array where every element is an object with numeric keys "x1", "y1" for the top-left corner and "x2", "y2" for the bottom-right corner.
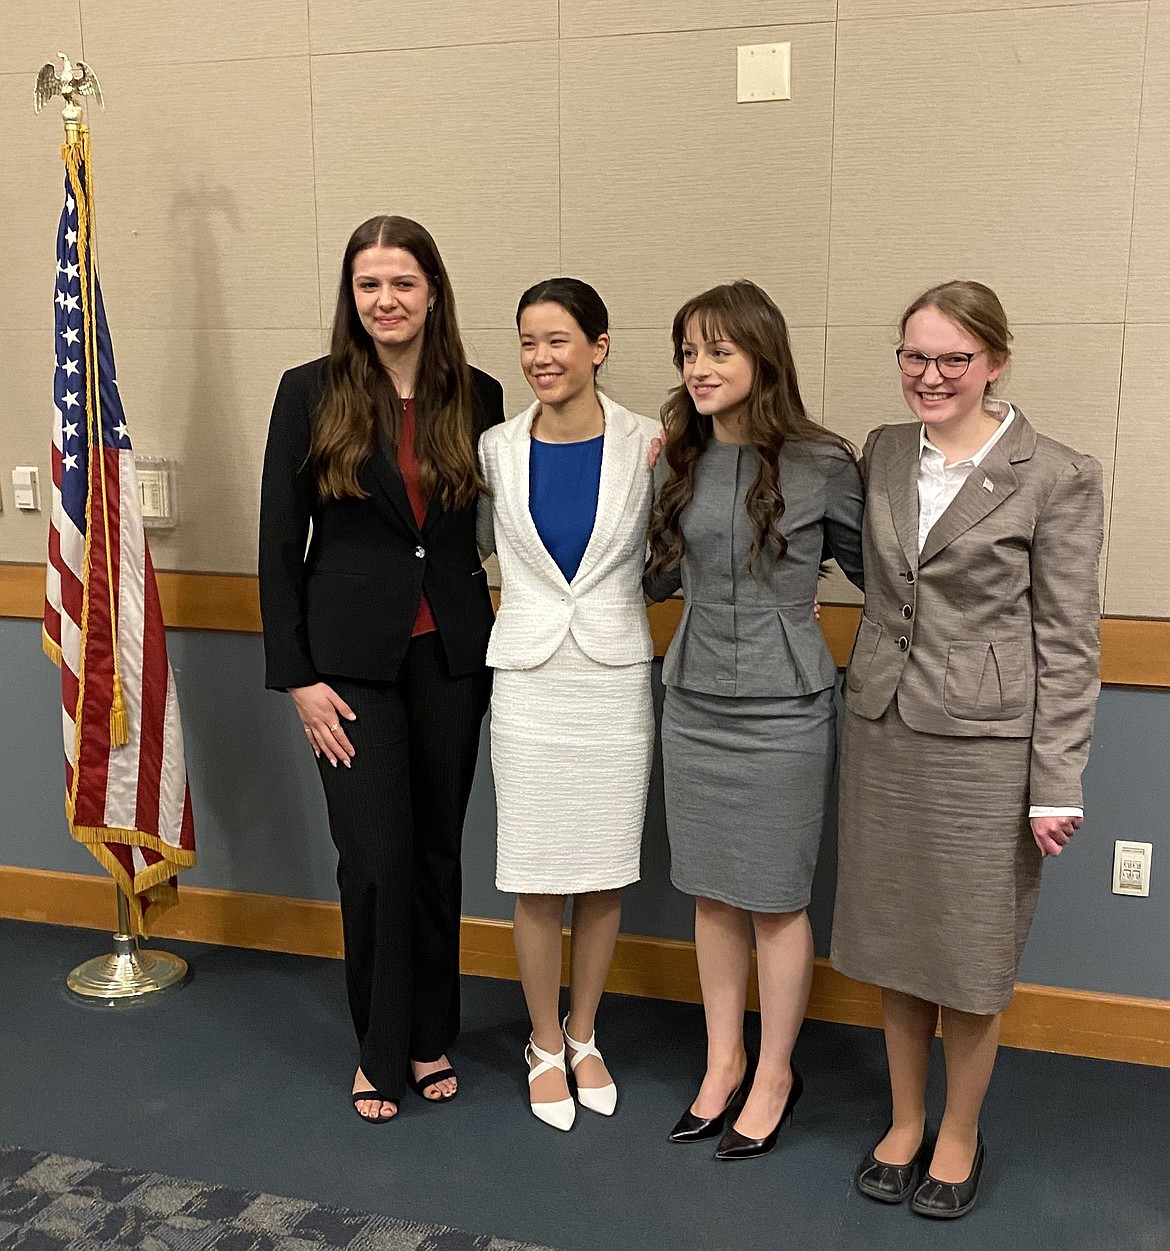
[{"x1": 844, "y1": 408, "x2": 1103, "y2": 806}]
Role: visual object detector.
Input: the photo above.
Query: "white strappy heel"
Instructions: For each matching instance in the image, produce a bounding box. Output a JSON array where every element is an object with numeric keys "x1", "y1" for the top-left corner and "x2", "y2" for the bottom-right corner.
[
  {"x1": 525, "y1": 1036, "x2": 576, "y2": 1131},
  {"x1": 563, "y1": 1014, "x2": 618, "y2": 1116}
]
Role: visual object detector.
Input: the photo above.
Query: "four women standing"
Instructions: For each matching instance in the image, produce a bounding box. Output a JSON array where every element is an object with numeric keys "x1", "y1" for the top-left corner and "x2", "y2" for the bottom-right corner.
[{"x1": 262, "y1": 225, "x2": 1102, "y2": 1219}]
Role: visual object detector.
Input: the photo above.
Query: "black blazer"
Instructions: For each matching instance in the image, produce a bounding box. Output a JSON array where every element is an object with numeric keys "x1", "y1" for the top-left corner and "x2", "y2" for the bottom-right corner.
[{"x1": 259, "y1": 357, "x2": 505, "y2": 689}]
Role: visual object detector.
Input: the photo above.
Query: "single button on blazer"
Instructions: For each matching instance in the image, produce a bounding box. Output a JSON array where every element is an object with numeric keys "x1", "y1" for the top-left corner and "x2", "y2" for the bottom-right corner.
[
  {"x1": 844, "y1": 409, "x2": 1103, "y2": 806},
  {"x1": 477, "y1": 394, "x2": 660, "y2": 671},
  {"x1": 259, "y1": 357, "x2": 505, "y2": 689}
]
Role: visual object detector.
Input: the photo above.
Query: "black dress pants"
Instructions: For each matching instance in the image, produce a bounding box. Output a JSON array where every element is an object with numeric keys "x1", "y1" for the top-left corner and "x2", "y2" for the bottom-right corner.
[{"x1": 317, "y1": 631, "x2": 490, "y2": 1100}]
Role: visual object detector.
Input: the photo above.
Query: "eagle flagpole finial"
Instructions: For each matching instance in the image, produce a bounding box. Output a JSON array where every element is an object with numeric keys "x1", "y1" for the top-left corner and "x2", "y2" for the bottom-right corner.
[{"x1": 34, "y1": 51, "x2": 104, "y2": 143}]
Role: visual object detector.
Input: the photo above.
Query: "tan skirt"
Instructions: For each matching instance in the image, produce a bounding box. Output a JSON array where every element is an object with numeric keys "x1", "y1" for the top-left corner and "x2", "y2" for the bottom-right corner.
[{"x1": 830, "y1": 700, "x2": 1041, "y2": 1015}]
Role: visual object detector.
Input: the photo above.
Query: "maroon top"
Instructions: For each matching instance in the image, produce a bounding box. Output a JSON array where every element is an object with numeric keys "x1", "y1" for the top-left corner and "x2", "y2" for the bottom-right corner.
[{"x1": 397, "y1": 399, "x2": 437, "y2": 637}]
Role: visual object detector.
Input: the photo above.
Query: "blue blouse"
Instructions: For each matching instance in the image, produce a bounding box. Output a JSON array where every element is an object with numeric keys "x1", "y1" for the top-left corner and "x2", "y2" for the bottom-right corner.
[{"x1": 529, "y1": 434, "x2": 603, "y2": 582}]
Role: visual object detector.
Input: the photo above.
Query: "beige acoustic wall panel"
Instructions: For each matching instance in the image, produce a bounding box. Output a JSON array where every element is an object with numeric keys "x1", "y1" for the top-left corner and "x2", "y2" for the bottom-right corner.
[
  {"x1": 561, "y1": 0, "x2": 834, "y2": 40},
  {"x1": 0, "y1": 331, "x2": 56, "y2": 564},
  {"x1": 1, "y1": 2, "x2": 82, "y2": 74},
  {"x1": 461, "y1": 329, "x2": 530, "y2": 418},
  {"x1": 823, "y1": 322, "x2": 1122, "y2": 598},
  {"x1": 0, "y1": 73, "x2": 91, "y2": 332},
  {"x1": 75, "y1": 59, "x2": 319, "y2": 335},
  {"x1": 839, "y1": 0, "x2": 1140, "y2": 17},
  {"x1": 80, "y1": 0, "x2": 309, "y2": 66},
  {"x1": 828, "y1": 5, "x2": 1147, "y2": 327},
  {"x1": 309, "y1": 0, "x2": 556, "y2": 55},
  {"x1": 111, "y1": 328, "x2": 323, "y2": 573},
  {"x1": 1127, "y1": 0, "x2": 1170, "y2": 323},
  {"x1": 1106, "y1": 325, "x2": 1170, "y2": 617},
  {"x1": 561, "y1": 24, "x2": 836, "y2": 331},
  {"x1": 312, "y1": 42, "x2": 560, "y2": 332}
]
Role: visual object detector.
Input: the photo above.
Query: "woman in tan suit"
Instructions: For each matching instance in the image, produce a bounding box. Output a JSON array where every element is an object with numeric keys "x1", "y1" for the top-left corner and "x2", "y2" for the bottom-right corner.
[{"x1": 831, "y1": 281, "x2": 1103, "y2": 1219}]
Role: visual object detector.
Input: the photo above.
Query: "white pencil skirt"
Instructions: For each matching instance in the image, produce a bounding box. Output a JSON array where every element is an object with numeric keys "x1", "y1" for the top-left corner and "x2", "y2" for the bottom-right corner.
[{"x1": 491, "y1": 632, "x2": 653, "y2": 894}]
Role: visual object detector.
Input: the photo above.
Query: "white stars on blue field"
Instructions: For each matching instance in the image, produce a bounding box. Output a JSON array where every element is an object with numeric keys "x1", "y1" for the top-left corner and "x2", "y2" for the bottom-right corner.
[{"x1": 54, "y1": 162, "x2": 134, "y2": 534}]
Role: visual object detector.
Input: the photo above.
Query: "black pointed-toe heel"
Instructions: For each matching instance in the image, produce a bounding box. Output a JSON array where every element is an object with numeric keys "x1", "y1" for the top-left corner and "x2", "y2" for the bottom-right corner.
[
  {"x1": 855, "y1": 1125, "x2": 929, "y2": 1203},
  {"x1": 910, "y1": 1134, "x2": 986, "y2": 1219},
  {"x1": 668, "y1": 1059, "x2": 754, "y2": 1143},
  {"x1": 714, "y1": 1065, "x2": 803, "y2": 1161}
]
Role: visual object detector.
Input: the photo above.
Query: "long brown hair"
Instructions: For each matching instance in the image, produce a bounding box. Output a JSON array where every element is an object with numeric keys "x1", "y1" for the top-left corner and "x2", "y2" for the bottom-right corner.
[
  {"x1": 308, "y1": 215, "x2": 485, "y2": 508},
  {"x1": 899, "y1": 279, "x2": 1013, "y2": 398},
  {"x1": 647, "y1": 280, "x2": 852, "y2": 582}
]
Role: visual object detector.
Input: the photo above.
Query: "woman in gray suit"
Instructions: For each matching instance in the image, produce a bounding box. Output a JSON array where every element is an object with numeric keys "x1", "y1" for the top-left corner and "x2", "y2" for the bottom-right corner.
[
  {"x1": 831, "y1": 281, "x2": 1103, "y2": 1219},
  {"x1": 645, "y1": 280, "x2": 864, "y2": 1159}
]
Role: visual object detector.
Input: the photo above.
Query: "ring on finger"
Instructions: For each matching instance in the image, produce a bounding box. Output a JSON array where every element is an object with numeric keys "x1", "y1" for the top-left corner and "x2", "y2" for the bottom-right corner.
[{"x1": 329, "y1": 721, "x2": 341, "y2": 732}]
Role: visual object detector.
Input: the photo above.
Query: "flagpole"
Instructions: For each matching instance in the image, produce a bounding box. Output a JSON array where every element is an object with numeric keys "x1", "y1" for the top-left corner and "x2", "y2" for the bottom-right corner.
[
  {"x1": 66, "y1": 885, "x2": 188, "y2": 1000},
  {"x1": 38, "y1": 55, "x2": 190, "y2": 1001}
]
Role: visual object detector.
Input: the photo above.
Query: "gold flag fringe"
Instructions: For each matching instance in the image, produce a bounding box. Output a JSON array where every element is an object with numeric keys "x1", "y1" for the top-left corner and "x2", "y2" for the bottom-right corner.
[{"x1": 43, "y1": 627, "x2": 63, "y2": 667}]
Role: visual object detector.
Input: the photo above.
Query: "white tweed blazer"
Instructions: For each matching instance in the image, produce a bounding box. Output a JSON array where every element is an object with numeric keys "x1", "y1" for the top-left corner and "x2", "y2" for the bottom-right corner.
[{"x1": 477, "y1": 393, "x2": 659, "y2": 671}]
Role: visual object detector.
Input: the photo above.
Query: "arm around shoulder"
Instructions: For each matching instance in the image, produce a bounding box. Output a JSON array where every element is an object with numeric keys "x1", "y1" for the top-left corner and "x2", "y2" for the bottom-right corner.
[
  {"x1": 823, "y1": 448, "x2": 865, "y2": 591},
  {"x1": 476, "y1": 426, "x2": 497, "y2": 563}
]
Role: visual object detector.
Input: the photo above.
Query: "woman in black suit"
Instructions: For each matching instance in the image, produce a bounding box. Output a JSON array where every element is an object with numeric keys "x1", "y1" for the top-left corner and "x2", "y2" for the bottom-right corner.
[{"x1": 259, "y1": 215, "x2": 504, "y2": 1122}]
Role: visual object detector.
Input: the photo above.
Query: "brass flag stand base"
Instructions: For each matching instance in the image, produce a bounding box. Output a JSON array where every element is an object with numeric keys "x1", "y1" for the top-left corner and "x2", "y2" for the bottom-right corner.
[{"x1": 67, "y1": 887, "x2": 188, "y2": 1001}]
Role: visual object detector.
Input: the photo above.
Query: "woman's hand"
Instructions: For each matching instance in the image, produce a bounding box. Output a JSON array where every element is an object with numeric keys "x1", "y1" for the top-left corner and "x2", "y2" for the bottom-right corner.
[
  {"x1": 290, "y1": 682, "x2": 356, "y2": 768},
  {"x1": 1030, "y1": 814, "x2": 1082, "y2": 857},
  {"x1": 648, "y1": 425, "x2": 666, "y2": 469}
]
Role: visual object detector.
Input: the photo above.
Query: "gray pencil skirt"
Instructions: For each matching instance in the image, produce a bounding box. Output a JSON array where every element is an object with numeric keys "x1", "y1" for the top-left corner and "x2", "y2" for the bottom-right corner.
[
  {"x1": 830, "y1": 701, "x2": 1040, "y2": 1015},
  {"x1": 661, "y1": 684, "x2": 836, "y2": 913}
]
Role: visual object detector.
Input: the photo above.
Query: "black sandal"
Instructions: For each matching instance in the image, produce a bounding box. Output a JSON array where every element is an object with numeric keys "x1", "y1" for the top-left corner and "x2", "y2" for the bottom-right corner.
[
  {"x1": 351, "y1": 1089, "x2": 397, "y2": 1123},
  {"x1": 409, "y1": 1066, "x2": 459, "y2": 1102}
]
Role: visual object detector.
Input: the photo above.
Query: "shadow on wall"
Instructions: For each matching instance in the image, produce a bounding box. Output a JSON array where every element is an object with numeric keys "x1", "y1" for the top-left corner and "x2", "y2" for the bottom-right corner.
[{"x1": 148, "y1": 176, "x2": 254, "y2": 573}]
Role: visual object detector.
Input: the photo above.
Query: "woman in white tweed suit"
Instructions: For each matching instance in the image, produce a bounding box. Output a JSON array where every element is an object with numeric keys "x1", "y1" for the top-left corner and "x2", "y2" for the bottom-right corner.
[
  {"x1": 478, "y1": 278, "x2": 660, "y2": 1131},
  {"x1": 832, "y1": 281, "x2": 1103, "y2": 1219}
]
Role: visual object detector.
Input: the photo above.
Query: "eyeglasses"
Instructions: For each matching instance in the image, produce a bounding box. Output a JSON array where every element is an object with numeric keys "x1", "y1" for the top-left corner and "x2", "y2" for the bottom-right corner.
[{"x1": 896, "y1": 349, "x2": 982, "y2": 379}]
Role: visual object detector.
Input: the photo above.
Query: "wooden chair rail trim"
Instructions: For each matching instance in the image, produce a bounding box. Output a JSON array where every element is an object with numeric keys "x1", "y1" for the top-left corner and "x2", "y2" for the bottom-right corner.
[
  {"x1": 1, "y1": 562, "x2": 1166, "y2": 686},
  {"x1": 1, "y1": 866, "x2": 1166, "y2": 1068}
]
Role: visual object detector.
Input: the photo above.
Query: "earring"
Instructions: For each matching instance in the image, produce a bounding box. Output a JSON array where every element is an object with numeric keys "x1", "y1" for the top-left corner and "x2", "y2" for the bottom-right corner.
[{"x1": 427, "y1": 303, "x2": 435, "y2": 313}]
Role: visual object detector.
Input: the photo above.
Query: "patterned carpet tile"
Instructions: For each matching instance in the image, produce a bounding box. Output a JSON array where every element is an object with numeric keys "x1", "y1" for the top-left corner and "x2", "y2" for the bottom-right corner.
[{"x1": 0, "y1": 1148, "x2": 554, "y2": 1251}]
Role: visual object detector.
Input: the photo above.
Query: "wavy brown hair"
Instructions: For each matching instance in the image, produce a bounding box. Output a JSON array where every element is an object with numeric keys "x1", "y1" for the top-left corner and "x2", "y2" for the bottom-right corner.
[
  {"x1": 308, "y1": 215, "x2": 484, "y2": 508},
  {"x1": 647, "y1": 280, "x2": 852, "y2": 583}
]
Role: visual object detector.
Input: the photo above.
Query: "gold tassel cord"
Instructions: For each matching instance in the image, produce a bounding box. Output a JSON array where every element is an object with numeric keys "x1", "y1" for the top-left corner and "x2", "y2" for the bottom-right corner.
[
  {"x1": 65, "y1": 126, "x2": 127, "y2": 749},
  {"x1": 62, "y1": 129, "x2": 100, "y2": 817}
]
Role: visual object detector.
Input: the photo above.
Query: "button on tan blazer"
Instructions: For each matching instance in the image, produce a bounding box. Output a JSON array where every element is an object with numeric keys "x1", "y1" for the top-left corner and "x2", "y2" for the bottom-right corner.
[{"x1": 844, "y1": 408, "x2": 1103, "y2": 806}]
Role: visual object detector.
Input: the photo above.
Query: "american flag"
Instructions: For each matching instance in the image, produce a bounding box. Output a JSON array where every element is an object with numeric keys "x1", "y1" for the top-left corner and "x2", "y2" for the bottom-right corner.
[{"x1": 43, "y1": 129, "x2": 196, "y2": 933}]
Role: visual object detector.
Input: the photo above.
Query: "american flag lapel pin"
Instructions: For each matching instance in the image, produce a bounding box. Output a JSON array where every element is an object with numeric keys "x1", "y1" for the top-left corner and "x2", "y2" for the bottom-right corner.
[{"x1": 981, "y1": 476, "x2": 994, "y2": 493}]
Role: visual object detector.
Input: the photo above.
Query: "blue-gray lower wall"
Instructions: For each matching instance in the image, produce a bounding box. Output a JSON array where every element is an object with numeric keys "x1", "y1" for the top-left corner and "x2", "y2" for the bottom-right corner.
[{"x1": 1, "y1": 618, "x2": 1166, "y2": 999}]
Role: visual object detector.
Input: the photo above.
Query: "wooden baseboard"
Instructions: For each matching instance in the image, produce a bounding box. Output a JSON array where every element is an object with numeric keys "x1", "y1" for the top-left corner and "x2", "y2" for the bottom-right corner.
[
  {"x1": 3, "y1": 562, "x2": 1167, "y2": 685},
  {"x1": 2, "y1": 865, "x2": 1165, "y2": 1067}
]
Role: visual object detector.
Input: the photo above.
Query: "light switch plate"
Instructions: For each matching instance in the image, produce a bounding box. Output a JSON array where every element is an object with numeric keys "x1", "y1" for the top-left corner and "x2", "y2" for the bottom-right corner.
[
  {"x1": 135, "y1": 456, "x2": 178, "y2": 529},
  {"x1": 737, "y1": 42, "x2": 791, "y2": 103},
  {"x1": 12, "y1": 466, "x2": 40, "y2": 511},
  {"x1": 1112, "y1": 840, "x2": 1152, "y2": 897}
]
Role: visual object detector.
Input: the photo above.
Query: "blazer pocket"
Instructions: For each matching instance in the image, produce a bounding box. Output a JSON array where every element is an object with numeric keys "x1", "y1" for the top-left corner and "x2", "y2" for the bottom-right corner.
[
  {"x1": 943, "y1": 640, "x2": 1030, "y2": 721},
  {"x1": 845, "y1": 613, "x2": 883, "y2": 693}
]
